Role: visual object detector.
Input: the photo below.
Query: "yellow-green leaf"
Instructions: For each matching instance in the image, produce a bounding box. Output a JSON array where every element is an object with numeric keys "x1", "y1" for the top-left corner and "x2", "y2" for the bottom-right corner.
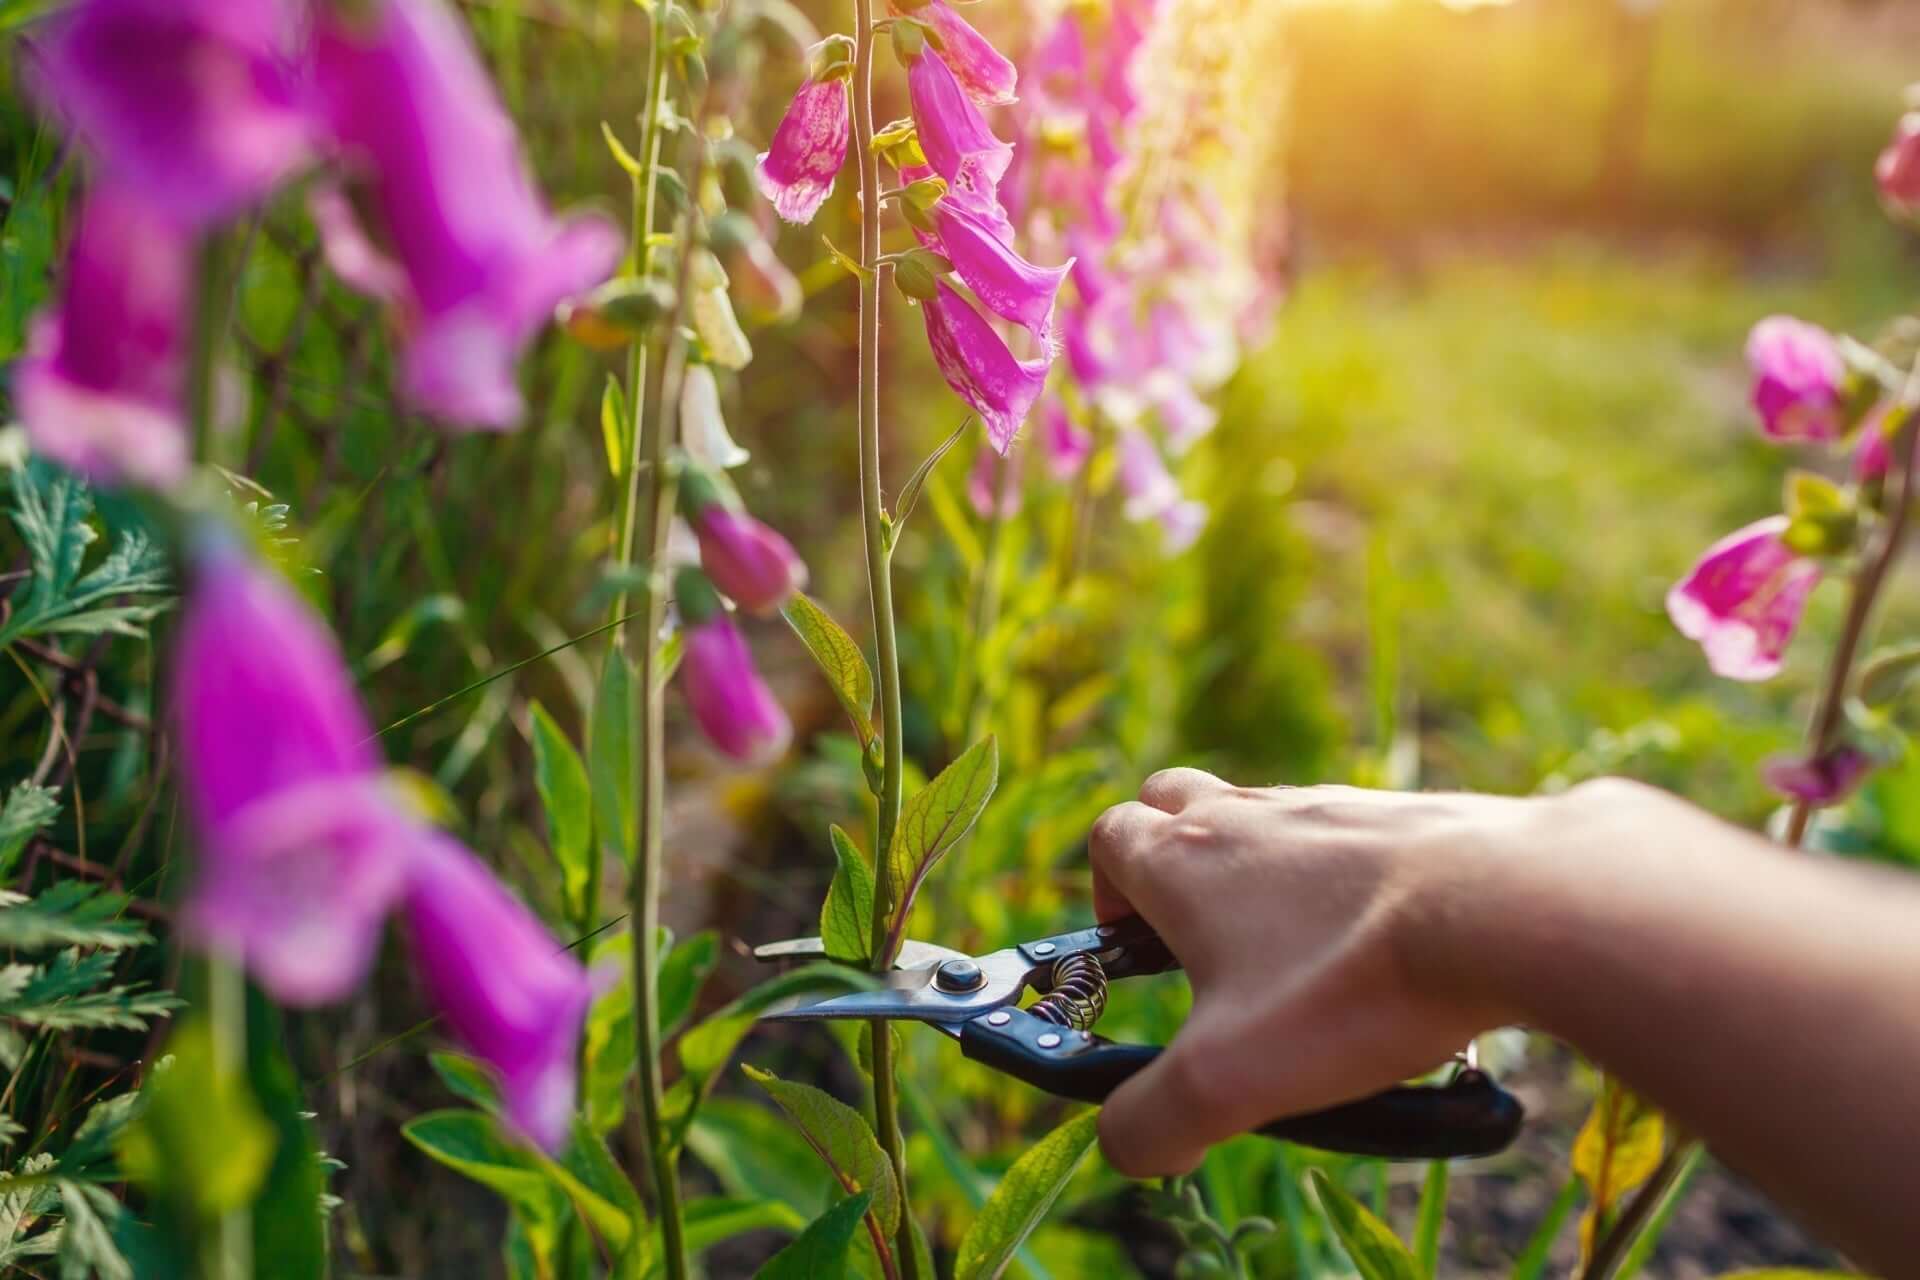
[
  {"x1": 1572, "y1": 1076, "x2": 1666, "y2": 1263},
  {"x1": 884, "y1": 736, "x2": 998, "y2": 955},
  {"x1": 602, "y1": 120, "x2": 643, "y2": 176},
  {"x1": 601, "y1": 375, "x2": 628, "y2": 480},
  {"x1": 1306, "y1": 1169, "x2": 1422, "y2": 1280},
  {"x1": 953, "y1": 1109, "x2": 1099, "y2": 1280},
  {"x1": 528, "y1": 700, "x2": 592, "y2": 916},
  {"x1": 782, "y1": 594, "x2": 874, "y2": 745},
  {"x1": 820, "y1": 824, "x2": 875, "y2": 964},
  {"x1": 742, "y1": 1065, "x2": 900, "y2": 1242}
]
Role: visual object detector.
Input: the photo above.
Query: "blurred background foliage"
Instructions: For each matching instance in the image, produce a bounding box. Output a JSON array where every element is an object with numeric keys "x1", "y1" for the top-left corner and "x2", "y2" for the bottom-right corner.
[{"x1": 0, "y1": 0, "x2": 1916, "y2": 1274}]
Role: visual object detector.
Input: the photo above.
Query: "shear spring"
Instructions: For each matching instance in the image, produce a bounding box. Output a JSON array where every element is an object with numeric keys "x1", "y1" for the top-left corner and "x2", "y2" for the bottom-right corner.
[{"x1": 1029, "y1": 952, "x2": 1108, "y2": 1030}]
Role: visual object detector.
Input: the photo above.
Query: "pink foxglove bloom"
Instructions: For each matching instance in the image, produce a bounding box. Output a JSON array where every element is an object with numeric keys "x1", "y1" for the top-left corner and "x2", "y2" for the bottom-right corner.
[
  {"x1": 927, "y1": 200, "x2": 1072, "y2": 344},
  {"x1": 1854, "y1": 404, "x2": 1896, "y2": 482},
  {"x1": 15, "y1": 184, "x2": 192, "y2": 488},
  {"x1": 1117, "y1": 427, "x2": 1180, "y2": 521},
  {"x1": 403, "y1": 836, "x2": 592, "y2": 1153},
  {"x1": 172, "y1": 542, "x2": 413, "y2": 1005},
  {"x1": 1159, "y1": 498, "x2": 1208, "y2": 553},
  {"x1": 1149, "y1": 374, "x2": 1218, "y2": 454},
  {"x1": 680, "y1": 364, "x2": 750, "y2": 470},
  {"x1": 1762, "y1": 746, "x2": 1873, "y2": 807},
  {"x1": 682, "y1": 613, "x2": 793, "y2": 764},
  {"x1": 1876, "y1": 112, "x2": 1920, "y2": 218},
  {"x1": 313, "y1": 0, "x2": 620, "y2": 429},
  {"x1": 693, "y1": 507, "x2": 808, "y2": 615},
  {"x1": 1041, "y1": 398, "x2": 1092, "y2": 478},
  {"x1": 1666, "y1": 516, "x2": 1822, "y2": 682},
  {"x1": 908, "y1": 48, "x2": 1013, "y2": 209},
  {"x1": 1746, "y1": 316, "x2": 1846, "y2": 443},
  {"x1": 892, "y1": 0, "x2": 1017, "y2": 107},
  {"x1": 756, "y1": 73, "x2": 850, "y2": 225},
  {"x1": 966, "y1": 444, "x2": 1021, "y2": 518},
  {"x1": 923, "y1": 282, "x2": 1051, "y2": 453},
  {"x1": 29, "y1": 0, "x2": 314, "y2": 226}
]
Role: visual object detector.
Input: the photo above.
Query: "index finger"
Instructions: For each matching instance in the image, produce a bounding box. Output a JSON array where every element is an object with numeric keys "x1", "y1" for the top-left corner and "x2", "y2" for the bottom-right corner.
[{"x1": 1088, "y1": 800, "x2": 1164, "y2": 922}]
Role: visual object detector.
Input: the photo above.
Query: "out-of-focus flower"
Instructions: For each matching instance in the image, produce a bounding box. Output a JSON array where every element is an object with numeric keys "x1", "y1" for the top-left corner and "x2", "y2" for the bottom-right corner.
[
  {"x1": 1148, "y1": 372, "x2": 1217, "y2": 454},
  {"x1": 712, "y1": 213, "x2": 803, "y2": 324},
  {"x1": 1117, "y1": 426, "x2": 1179, "y2": 521},
  {"x1": 1854, "y1": 405, "x2": 1895, "y2": 482},
  {"x1": 1040, "y1": 398, "x2": 1091, "y2": 478},
  {"x1": 688, "y1": 249, "x2": 753, "y2": 371},
  {"x1": 313, "y1": 0, "x2": 620, "y2": 429},
  {"x1": 680, "y1": 364, "x2": 749, "y2": 470},
  {"x1": 15, "y1": 184, "x2": 192, "y2": 487},
  {"x1": 922, "y1": 282, "x2": 1051, "y2": 453},
  {"x1": 29, "y1": 0, "x2": 314, "y2": 226},
  {"x1": 403, "y1": 835, "x2": 592, "y2": 1153},
  {"x1": 756, "y1": 69, "x2": 850, "y2": 225},
  {"x1": 908, "y1": 47, "x2": 1012, "y2": 210},
  {"x1": 966, "y1": 443, "x2": 1021, "y2": 518},
  {"x1": 926, "y1": 199, "x2": 1072, "y2": 344},
  {"x1": 1666, "y1": 515, "x2": 1822, "y2": 682},
  {"x1": 676, "y1": 574, "x2": 793, "y2": 763},
  {"x1": 1762, "y1": 745, "x2": 1873, "y2": 806},
  {"x1": 691, "y1": 505, "x2": 807, "y2": 615},
  {"x1": 1876, "y1": 109, "x2": 1920, "y2": 219},
  {"x1": 1158, "y1": 498, "x2": 1207, "y2": 553},
  {"x1": 892, "y1": 0, "x2": 1016, "y2": 107},
  {"x1": 172, "y1": 541, "x2": 413, "y2": 1005},
  {"x1": 1746, "y1": 316, "x2": 1846, "y2": 443}
]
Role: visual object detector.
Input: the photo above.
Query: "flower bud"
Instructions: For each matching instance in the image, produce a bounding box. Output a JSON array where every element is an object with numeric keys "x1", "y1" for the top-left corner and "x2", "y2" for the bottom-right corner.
[
  {"x1": 692, "y1": 505, "x2": 808, "y2": 615},
  {"x1": 1876, "y1": 110, "x2": 1920, "y2": 220},
  {"x1": 680, "y1": 612, "x2": 794, "y2": 764},
  {"x1": 1761, "y1": 745, "x2": 1872, "y2": 806}
]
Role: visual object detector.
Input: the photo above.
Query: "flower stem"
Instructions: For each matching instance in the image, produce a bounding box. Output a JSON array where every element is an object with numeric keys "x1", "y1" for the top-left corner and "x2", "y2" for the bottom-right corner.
[
  {"x1": 849, "y1": 0, "x2": 919, "y2": 1274},
  {"x1": 205, "y1": 953, "x2": 251, "y2": 1280}
]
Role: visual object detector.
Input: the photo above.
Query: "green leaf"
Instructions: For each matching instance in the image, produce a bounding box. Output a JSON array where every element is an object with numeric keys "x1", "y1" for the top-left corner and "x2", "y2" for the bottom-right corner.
[
  {"x1": 1508, "y1": 1176, "x2": 1580, "y2": 1280},
  {"x1": 591, "y1": 655, "x2": 637, "y2": 867},
  {"x1": 741, "y1": 1066, "x2": 899, "y2": 1240},
  {"x1": 602, "y1": 375, "x2": 629, "y2": 480},
  {"x1": 782, "y1": 595, "x2": 874, "y2": 745},
  {"x1": 118, "y1": 1021, "x2": 276, "y2": 1225},
  {"x1": 755, "y1": 1190, "x2": 872, "y2": 1280},
  {"x1": 1412, "y1": 1160, "x2": 1447, "y2": 1273},
  {"x1": 1857, "y1": 641, "x2": 1920, "y2": 705},
  {"x1": 0, "y1": 884, "x2": 148, "y2": 951},
  {"x1": 1710, "y1": 1272, "x2": 1872, "y2": 1279},
  {"x1": 891, "y1": 416, "x2": 972, "y2": 534},
  {"x1": 55, "y1": 1179, "x2": 130, "y2": 1280},
  {"x1": 1571, "y1": 1077, "x2": 1665, "y2": 1264},
  {"x1": 953, "y1": 1108, "x2": 1100, "y2": 1280},
  {"x1": 680, "y1": 1195, "x2": 807, "y2": 1255},
  {"x1": 0, "y1": 462, "x2": 170, "y2": 648},
  {"x1": 687, "y1": 1099, "x2": 835, "y2": 1220},
  {"x1": 529, "y1": 701, "x2": 594, "y2": 917},
  {"x1": 361, "y1": 594, "x2": 466, "y2": 675},
  {"x1": 429, "y1": 1052, "x2": 501, "y2": 1113},
  {"x1": 402, "y1": 1111, "x2": 564, "y2": 1228},
  {"x1": 819, "y1": 825, "x2": 875, "y2": 964},
  {"x1": 0, "y1": 949, "x2": 178, "y2": 1031},
  {"x1": 821, "y1": 234, "x2": 872, "y2": 282},
  {"x1": 0, "y1": 783, "x2": 57, "y2": 878},
  {"x1": 1305, "y1": 1169, "x2": 1422, "y2": 1280},
  {"x1": 660, "y1": 929, "x2": 719, "y2": 1040},
  {"x1": 602, "y1": 121, "x2": 644, "y2": 176},
  {"x1": 884, "y1": 736, "x2": 998, "y2": 956}
]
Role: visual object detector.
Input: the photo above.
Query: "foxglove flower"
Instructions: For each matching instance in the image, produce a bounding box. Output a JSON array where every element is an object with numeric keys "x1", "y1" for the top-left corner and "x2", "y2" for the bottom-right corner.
[
  {"x1": 1159, "y1": 498, "x2": 1208, "y2": 553},
  {"x1": 1041, "y1": 398, "x2": 1092, "y2": 478},
  {"x1": 1117, "y1": 427, "x2": 1180, "y2": 521},
  {"x1": 714, "y1": 215, "x2": 803, "y2": 324},
  {"x1": 1876, "y1": 111, "x2": 1920, "y2": 219},
  {"x1": 1854, "y1": 404, "x2": 1896, "y2": 482},
  {"x1": 172, "y1": 541, "x2": 413, "y2": 1005},
  {"x1": 1762, "y1": 746, "x2": 1873, "y2": 806},
  {"x1": 403, "y1": 836, "x2": 592, "y2": 1153},
  {"x1": 923, "y1": 282, "x2": 1051, "y2": 453},
  {"x1": 678, "y1": 588, "x2": 793, "y2": 764},
  {"x1": 756, "y1": 67, "x2": 850, "y2": 225},
  {"x1": 966, "y1": 444, "x2": 1021, "y2": 518},
  {"x1": 1148, "y1": 373, "x2": 1218, "y2": 454},
  {"x1": 15, "y1": 184, "x2": 192, "y2": 488},
  {"x1": 29, "y1": 0, "x2": 314, "y2": 226},
  {"x1": 680, "y1": 364, "x2": 750, "y2": 470},
  {"x1": 908, "y1": 47, "x2": 1013, "y2": 209},
  {"x1": 927, "y1": 199, "x2": 1072, "y2": 343},
  {"x1": 1746, "y1": 316, "x2": 1846, "y2": 443},
  {"x1": 1667, "y1": 516, "x2": 1822, "y2": 682},
  {"x1": 892, "y1": 0, "x2": 1017, "y2": 107},
  {"x1": 692, "y1": 507, "x2": 808, "y2": 615},
  {"x1": 313, "y1": 0, "x2": 620, "y2": 429}
]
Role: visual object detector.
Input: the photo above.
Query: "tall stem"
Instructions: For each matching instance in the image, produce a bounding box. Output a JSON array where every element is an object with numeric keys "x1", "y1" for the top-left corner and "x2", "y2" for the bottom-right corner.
[
  {"x1": 849, "y1": 3, "x2": 919, "y2": 1276},
  {"x1": 205, "y1": 955, "x2": 251, "y2": 1280}
]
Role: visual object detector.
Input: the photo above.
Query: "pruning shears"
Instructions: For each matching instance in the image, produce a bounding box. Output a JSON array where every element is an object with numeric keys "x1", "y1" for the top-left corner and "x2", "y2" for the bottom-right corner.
[{"x1": 753, "y1": 915, "x2": 1524, "y2": 1160}]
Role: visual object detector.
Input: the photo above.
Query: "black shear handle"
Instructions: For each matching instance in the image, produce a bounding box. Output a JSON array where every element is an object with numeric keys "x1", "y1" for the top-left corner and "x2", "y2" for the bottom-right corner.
[{"x1": 959, "y1": 1011, "x2": 1523, "y2": 1161}]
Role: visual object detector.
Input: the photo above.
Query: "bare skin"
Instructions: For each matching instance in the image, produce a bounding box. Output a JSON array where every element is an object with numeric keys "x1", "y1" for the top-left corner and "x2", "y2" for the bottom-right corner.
[{"x1": 1089, "y1": 769, "x2": 1920, "y2": 1274}]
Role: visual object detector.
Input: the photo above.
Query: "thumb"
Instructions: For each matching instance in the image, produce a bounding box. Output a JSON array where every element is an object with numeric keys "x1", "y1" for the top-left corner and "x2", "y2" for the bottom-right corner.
[{"x1": 1097, "y1": 1017, "x2": 1251, "y2": 1179}]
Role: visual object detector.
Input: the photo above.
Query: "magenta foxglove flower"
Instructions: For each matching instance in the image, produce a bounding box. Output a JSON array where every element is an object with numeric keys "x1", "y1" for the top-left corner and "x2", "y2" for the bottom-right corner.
[
  {"x1": 1666, "y1": 516, "x2": 1822, "y2": 682},
  {"x1": 172, "y1": 541, "x2": 413, "y2": 1005},
  {"x1": 1876, "y1": 112, "x2": 1920, "y2": 218},
  {"x1": 892, "y1": 0, "x2": 1016, "y2": 107},
  {"x1": 908, "y1": 48, "x2": 1013, "y2": 210},
  {"x1": 966, "y1": 444, "x2": 1021, "y2": 518},
  {"x1": 1041, "y1": 398, "x2": 1092, "y2": 478},
  {"x1": 1746, "y1": 316, "x2": 1846, "y2": 443},
  {"x1": 681, "y1": 613, "x2": 793, "y2": 764},
  {"x1": 927, "y1": 199, "x2": 1072, "y2": 344},
  {"x1": 29, "y1": 0, "x2": 314, "y2": 226},
  {"x1": 1762, "y1": 745, "x2": 1873, "y2": 807},
  {"x1": 923, "y1": 282, "x2": 1051, "y2": 453},
  {"x1": 692, "y1": 506, "x2": 808, "y2": 615},
  {"x1": 756, "y1": 73, "x2": 850, "y2": 225},
  {"x1": 15, "y1": 184, "x2": 192, "y2": 488},
  {"x1": 313, "y1": 0, "x2": 620, "y2": 429},
  {"x1": 403, "y1": 835, "x2": 592, "y2": 1153}
]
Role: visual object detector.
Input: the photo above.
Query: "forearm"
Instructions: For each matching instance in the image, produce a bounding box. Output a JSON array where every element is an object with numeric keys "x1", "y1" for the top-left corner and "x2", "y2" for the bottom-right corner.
[{"x1": 1423, "y1": 780, "x2": 1920, "y2": 1271}]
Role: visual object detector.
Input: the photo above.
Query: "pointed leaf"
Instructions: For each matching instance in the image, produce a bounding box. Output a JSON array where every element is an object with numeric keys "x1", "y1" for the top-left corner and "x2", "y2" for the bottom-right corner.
[
  {"x1": 602, "y1": 375, "x2": 629, "y2": 480},
  {"x1": 885, "y1": 737, "x2": 998, "y2": 956},
  {"x1": 782, "y1": 595, "x2": 874, "y2": 745},
  {"x1": 1305, "y1": 1169, "x2": 1422, "y2": 1280},
  {"x1": 429, "y1": 1052, "x2": 501, "y2": 1113},
  {"x1": 741, "y1": 1065, "x2": 899, "y2": 1239},
  {"x1": 819, "y1": 825, "x2": 875, "y2": 965},
  {"x1": 529, "y1": 701, "x2": 594, "y2": 916},
  {"x1": 402, "y1": 1111, "x2": 564, "y2": 1227},
  {"x1": 1572, "y1": 1077, "x2": 1665, "y2": 1264},
  {"x1": 892, "y1": 415, "x2": 972, "y2": 533},
  {"x1": 953, "y1": 1108, "x2": 1100, "y2": 1280},
  {"x1": 755, "y1": 1190, "x2": 872, "y2": 1280},
  {"x1": 591, "y1": 656, "x2": 637, "y2": 867}
]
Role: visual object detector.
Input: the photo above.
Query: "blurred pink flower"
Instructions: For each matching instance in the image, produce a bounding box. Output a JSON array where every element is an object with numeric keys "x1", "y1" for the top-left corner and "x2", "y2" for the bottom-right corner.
[
  {"x1": 1762, "y1": 745, "x2": 1873, "y2": 807},
  {"x1": 1117, "y1": 427, "x2": 1179, "y2": 520},
  {"x1": 1746, "y1": 316, "x2": 1846, "y2": 443},
  {"x1": 15, "y1": 184, "x2": 192, "y2": 488},
  {"x1": 908, "y1": 47, "x2": 1012, "y2": 211},
  {"x1": 1159, "y1": 498, "x2": 1208, "y2": 553},
  {"x1": 313, "y1": 0, "x2": 620, "y2": 429},
  {"x1": 922, "y1": 281, "x2": 1051, "y2": 453},
  {"x1": 893, "y1": 0, "x2": 1016, "y2": 107},
  {"x1": 681, "y1": 612, "x2": 793, "y2": 764},
  {"x1": 1876, "y1": 111, "x2": 1920, "y2": 218},
  {"x1": 756, "y1": 71, "x2": 850, "y2": 225},
  {"x1": 1854, "y1": 405, "x2": 1894, "y2": 482},
  {"x1": 28, "y1": 0, "x2": 315, "y2": 226},
  {"x1": 1666, "y1": 516, "x2": 1822, "y2": 682},
  {"x1": 1041, "y1": 398, "x2": 1092, "y2": 478},
  {"x1": 966, "y1": 443, "x2": 1021, "y2": 518},
  {"x1": 692, "y1": 506, "x2": 808, "y2": 615},
  {"x1": 403, "y1": 835, "x2": 592, "y2": 1152}
]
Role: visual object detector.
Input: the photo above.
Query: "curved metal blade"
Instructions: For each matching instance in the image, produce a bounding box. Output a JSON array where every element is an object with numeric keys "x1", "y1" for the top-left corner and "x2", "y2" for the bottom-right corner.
[{"x1": 751, "y1": 936, "x2": 972, "y2": 972}]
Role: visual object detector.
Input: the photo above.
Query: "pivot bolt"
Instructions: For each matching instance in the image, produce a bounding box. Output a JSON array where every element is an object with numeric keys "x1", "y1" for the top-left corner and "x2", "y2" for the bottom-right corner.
[
  {"x1": 1036, "y1": 1032, "x2": 1063, "y2": 1049},
  {"x1": 934, "y1": 958, "x2": 985, "y2": 993}
]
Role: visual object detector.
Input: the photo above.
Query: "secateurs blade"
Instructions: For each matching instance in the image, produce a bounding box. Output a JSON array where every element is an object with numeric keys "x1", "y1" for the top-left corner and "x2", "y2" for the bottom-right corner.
[{"x1": 752, "y1": 915, "x2": 1524, "y2": 1161}]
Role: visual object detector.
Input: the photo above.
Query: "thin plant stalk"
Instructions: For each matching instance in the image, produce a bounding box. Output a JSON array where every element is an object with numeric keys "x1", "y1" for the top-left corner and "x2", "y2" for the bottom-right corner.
[{"x1": 850, "y1": 0, "x2": 919, "y2": 1273}]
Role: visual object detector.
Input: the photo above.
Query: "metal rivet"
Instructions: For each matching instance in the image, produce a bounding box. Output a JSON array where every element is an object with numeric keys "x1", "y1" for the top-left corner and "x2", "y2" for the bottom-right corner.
[
  {"x1": 934, "y1": 958, "x2": 985, "y2": 994},
  {"x1": 1032, "y1": 942, "x2": 1057, "y2": 956},
  {"x1": 1096, "y1": 924, "x2": 1117, "y2": 938},
  {"x1": 1036, "y1": 1032, "x2": 1063, "y2": 1049},
  {"x1": 986, "y1": 1010, "x2": 1011, "y2": 1026}
]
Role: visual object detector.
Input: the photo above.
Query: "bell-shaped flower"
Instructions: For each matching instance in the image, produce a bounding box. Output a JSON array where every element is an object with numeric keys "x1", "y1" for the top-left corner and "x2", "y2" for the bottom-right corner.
[
  {"x1": 1746, "y1": 316, "x2": 1845, "y2": 443},
  {"x1": 908, "y1": 47, "x2": 1013, "y2": 211},
  {"x1": 892, "y1": 0, "x2": 1017, "y2": 107},
  {"x1": 691, "y1": 505, "x2": 808, "y2": 616},
  {"x1": 927, "y1": 199, "x2": 1072, "y2": 344},
  {"x1": 1040, "y1": 398, "x2": 1092, "y2": 479},
  {"x1": 966, "y1": 444, "x2": 1021, "y2": 518},
  {"x1": 29, "y1": 0, "x2": 315, "y2": 226},
  {"x1": 313, "y1": 0, "x2": 620, "y2": 430},
  {"x1": 676, "y1": 571, "x2": 793, "y2": 764},
  {"x1": 756, "y1": 69, "x2": 850, "y2": 225},
  {"x1": 403, "y1": 835, "x2": 592, "y2": 1153},
  {"x1": 713, "y1": 214, "x2": 803, "y2": 324},
  {"x1": 923, "y1": 282, "x2": 1051, "y2": 453},
  {"x1": 1877, "y1": 111, "x2": 1920, "y2": 219},
  {"x1": 1762, "y1": 745, "x2": 1873, "y2": 807},
  {"x1": 1666, "y1": 515, "x2": 1822, "y2": 682},
  {"x1": 680, "y1": 364, "x2": 750, "y2": 470},
  {"x1": 172, "y1": 540, "x2": 414, "y2": 1005},
  {"x1": 15, "y1": 184, "x2": 193, "y2": 488},
  {"x1": 1117, "y1": 427, "x2": 1180, "y2": 521}
]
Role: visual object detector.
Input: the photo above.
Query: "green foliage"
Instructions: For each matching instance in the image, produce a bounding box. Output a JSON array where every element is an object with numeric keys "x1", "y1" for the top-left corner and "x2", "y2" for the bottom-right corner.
[
  {"x1": 530, "y1": 700, "x2": 594, "y2": 917},
  {"x1": 783, "y1": 594, "x2": 876, "y2": 746},
  {"x1": 820, "y1": 823, "x2": 876, "y2": 964},
  {"x1": 0, "y1": 461, "x2": 169, "y2": 648},
  {"x1": 952, "y1": 1109, "x2": 1101, "y2": 1280},
  {"x1": 884, "y1": 735, "x2": 997, "y2": 954},
  {"x1": 0, "y1": 783, "x2": 57, "y2": 877},
  {"x1": 591, "y1": 654, "x2": 637, "y2": 868},
  {"x1": 1572, "y1": 1078, "x2": 1666, "y2": 1264},
  {"x1": 741, "y1": 1065, "x2": 901, "y2": 1241},
  {"x1": 119, "y1": 1021, "x2": 276, "y2": 1222},
  {"x1": 754, "y1": 1189, "x2": 872, "y2": 1280},
  {"x1": 1306, "y1": 1169, "x2": 1423, "y2": 1280}
]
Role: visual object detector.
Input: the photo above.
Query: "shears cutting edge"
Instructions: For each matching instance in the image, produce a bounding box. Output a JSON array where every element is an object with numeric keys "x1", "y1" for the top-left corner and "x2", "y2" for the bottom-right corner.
[{"x1": 753, "y1": 915, "x2": 1525, "y2": 1160}]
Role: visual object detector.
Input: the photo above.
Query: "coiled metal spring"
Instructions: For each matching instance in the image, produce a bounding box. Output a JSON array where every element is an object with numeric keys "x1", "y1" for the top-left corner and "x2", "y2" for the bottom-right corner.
[{"x1": 1029, "y1": 952, "x2": 1109, "y2": 1031}]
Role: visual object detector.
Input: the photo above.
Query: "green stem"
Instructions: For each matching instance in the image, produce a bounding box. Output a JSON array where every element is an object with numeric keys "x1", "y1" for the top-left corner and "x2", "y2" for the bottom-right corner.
[
  {"x1": 205, "y1": 955, "x2": 250, "y2": 1280},
  {"x1": 849, "y1": 1, "x2": 918, "y2": 1275}
]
